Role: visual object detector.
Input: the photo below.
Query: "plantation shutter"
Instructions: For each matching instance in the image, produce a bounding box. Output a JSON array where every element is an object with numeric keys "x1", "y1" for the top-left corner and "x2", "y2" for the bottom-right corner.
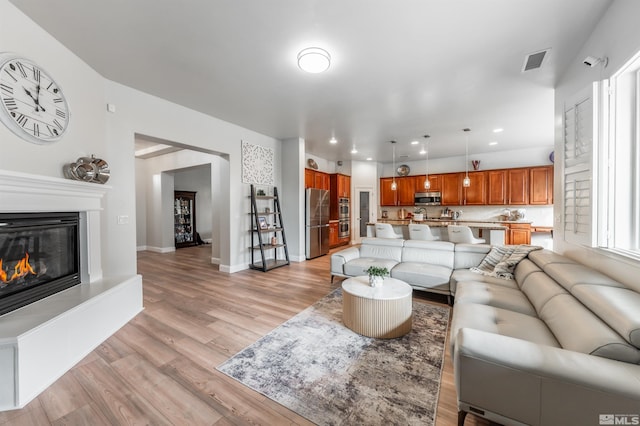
[{"x1": 563, "y1": 84, "x2": 598, "y2": 246}]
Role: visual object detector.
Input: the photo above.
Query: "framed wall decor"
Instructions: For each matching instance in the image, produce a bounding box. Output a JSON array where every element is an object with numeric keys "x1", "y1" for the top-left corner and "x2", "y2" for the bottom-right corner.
[
  {"x1": 258, "y1": 216, "x2": 268, "y2": 229},
  {"x1": 242, "y1": 140, "x2": 274, "y2": 185}
]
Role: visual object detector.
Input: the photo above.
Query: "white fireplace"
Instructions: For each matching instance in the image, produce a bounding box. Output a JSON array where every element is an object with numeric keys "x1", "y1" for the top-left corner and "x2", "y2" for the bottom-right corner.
[{"x1": 0, "y1": 169, "x2": 143, "y2": 410}]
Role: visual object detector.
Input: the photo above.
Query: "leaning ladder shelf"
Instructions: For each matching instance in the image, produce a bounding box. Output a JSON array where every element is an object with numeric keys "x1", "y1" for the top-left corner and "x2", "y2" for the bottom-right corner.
[{"x1": 249, "y1": 184, "x2": 290, "y2": 271}]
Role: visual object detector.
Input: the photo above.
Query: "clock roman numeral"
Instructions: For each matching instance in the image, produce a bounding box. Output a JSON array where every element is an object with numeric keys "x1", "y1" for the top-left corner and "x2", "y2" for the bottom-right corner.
[
  {"x1": 15, "y1": 62, "x2": 27, "y2": 78},
  {"x1": 53, "y1": 119, "x2": 63, "y2": 130},
  {"x1": 33, "y1": 67, "x2": 40, "y2": 83},
  {"x1": 47, "y1": 125, "x2": 56, "y2": 136},
  {"x1": 33, "y1": 122, "x2": 39, "y2": 137},
  {"x1": 0, "y1": 83, "x2": 13, "y2": 95},
  {"x1": 16, "y1": 113, "x2": 28, "y2": 127},
  {"x1": 2, "y1": 97, "x2": 17, "y2": 110},
  {"x1": 3, "y1": 69, "x2": 17, "y2": 82},
  {"x1": 53, "y1": 97, "x2": 63, "y2": 103},
  {"x1": 56, "y1": 109, "x2": 66, "y2": 119}
]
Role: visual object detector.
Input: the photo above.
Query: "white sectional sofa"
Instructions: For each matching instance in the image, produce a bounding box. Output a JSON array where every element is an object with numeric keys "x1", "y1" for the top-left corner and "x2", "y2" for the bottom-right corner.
[{"x1": 330, "y1": 238, "x2": 640, "y2": 425}]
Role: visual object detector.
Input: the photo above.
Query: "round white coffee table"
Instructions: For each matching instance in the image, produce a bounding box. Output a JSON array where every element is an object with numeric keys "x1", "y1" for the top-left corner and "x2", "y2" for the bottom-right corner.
[{"x1": 342, "y1": 276, "x2": 413, "y2": 338}]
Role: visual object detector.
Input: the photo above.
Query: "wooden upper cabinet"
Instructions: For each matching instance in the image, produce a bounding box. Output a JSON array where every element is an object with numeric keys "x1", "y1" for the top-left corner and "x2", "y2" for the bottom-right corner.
[
  {"x1": 507, "y1": 168, "x2": 529, "y2": 205},
  {"x1": 380, "y1": 176, "x2": 415, "y2": 206},
  {"x1": 305, "y1": 169, "x2": 314, "y2": 189},
  {"x1": 463, "y1": 171, "x2": 487, "y2": 205},
  {"x1": 337, "y1": 174, "x2": 351, "y2": 198},
  {"x1": 380, "y1": 178, "x2": 397, "y2": 206},
  {"x1": 397, "y1": 176, "x2": 415, "y2": 206},
  {"x1": 415, "y1": 174, "x2": 441, "y2": 192},
  {"x1": 487, "y1": 170, "x2": 507, "y2": 205},
  {"x1": 529, "y1": 166, "x2": 553, "y2": 205},
  {"x1": 441, "y1": 173, "x2": 463, "y2": 205}
]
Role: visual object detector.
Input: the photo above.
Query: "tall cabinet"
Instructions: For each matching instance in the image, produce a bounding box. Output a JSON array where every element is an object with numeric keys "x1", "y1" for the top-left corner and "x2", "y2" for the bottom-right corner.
[{"x1": 174, "y1": 191, "x2": 197, "y2": 248}]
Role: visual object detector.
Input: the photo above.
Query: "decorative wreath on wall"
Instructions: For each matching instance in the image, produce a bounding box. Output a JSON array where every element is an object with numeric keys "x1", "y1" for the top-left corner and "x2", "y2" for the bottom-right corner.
[{"x1": 242, "y1": 141, "x2": 274, "y2": 185}]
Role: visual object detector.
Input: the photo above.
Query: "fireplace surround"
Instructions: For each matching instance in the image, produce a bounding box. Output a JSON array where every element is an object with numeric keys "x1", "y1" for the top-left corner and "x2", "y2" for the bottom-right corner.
[{"x1": 0, "y1": 170, "x2": 143, "y2": 410}]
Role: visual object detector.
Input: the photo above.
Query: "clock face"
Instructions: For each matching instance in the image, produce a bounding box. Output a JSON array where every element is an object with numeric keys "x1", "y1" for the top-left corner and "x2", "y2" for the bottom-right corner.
[{"x1": 0, "y1": 53, "x2": 70, "y2": 144}]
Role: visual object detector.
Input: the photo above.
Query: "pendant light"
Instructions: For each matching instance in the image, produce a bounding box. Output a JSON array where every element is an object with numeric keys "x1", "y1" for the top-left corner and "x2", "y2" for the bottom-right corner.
[
  {"x1": 423, "y1": 135, "x2": 431, "y2": 189},
  {"x1": 463, "y1": 128, "x2": 471, "y2": 187},
  {"x1": 391, "y1": 141, "x2": 397, "y2": 191}
]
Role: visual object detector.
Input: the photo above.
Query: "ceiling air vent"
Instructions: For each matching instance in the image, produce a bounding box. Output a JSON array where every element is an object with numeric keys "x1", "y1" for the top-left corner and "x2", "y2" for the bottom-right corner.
[{"x1": 522, "y1": 49, "x2": 550, "y2": 72}]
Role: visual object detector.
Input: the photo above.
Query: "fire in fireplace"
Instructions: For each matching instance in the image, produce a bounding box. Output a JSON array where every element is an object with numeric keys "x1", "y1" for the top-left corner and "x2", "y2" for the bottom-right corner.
[{"x1": 0, "y1": 212, "x2": 80, "y2": 316}]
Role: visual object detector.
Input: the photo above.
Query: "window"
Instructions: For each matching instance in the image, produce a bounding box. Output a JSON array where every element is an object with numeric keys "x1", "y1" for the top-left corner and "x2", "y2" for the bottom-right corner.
[
  {"x1": 602, "y1": 51, "x2": 640, "y2": 258},
  {"x1": 564, "y1": 49, "x2": 640, "y2": 260}
]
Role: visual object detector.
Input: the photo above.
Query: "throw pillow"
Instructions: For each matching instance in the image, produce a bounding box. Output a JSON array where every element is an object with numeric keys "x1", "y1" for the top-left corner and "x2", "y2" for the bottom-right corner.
[{"x1": 471, "y1": 245, "x2": 542, "y2": 280}]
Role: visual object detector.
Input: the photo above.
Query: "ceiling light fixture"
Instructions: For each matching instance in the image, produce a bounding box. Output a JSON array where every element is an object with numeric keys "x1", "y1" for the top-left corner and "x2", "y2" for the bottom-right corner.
[
  {"x1": 489, "y1": 141, "x2": 498, "y2": 146},
  {"x1": 351, "y1": 145, "x2": 358, "y2": 154},
  {"x1": 391, "y1": 141, "x2": 397, "y2": 191},
  {"x1": 463, "y1": 129, "x2": 471, "y2": 187},
  {"x1": 329, "y1": 137, "x2": 337, "y2": 144},
  {"x1": 493, "y1": 128, "x2": 504, "y2": 133},
  {"x1": 423, "y1": 135, "x2": 431, "y2": 190},
  {"x1": 297, "y1": 47, "x2": 331, "y2": 73},
  {"x1": 411, "y1": 140, "x2": 419, "y2": 145},
  {"x1": 366, "y1": 157, "x2": 372, "y2": 161}
]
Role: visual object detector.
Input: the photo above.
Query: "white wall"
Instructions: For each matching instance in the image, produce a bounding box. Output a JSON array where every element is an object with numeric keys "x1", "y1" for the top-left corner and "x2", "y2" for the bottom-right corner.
[{"x1": 554, "y1": 0, "x2": 640, "y2": 291}]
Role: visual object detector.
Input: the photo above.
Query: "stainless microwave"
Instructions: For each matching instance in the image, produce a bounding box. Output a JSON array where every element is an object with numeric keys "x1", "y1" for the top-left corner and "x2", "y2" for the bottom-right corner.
[{"x1": 415, "y1": 192, "x2": 441, "y2": 206}]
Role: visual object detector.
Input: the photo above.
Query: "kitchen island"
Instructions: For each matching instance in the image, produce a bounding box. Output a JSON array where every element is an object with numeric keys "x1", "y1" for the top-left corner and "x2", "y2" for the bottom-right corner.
[{"x1": 368, "y1": 218, "x2": 532, "y2": 245}]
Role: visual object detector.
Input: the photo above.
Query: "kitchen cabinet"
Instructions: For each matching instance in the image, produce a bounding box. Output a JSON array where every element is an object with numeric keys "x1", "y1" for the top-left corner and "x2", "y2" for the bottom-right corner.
[
  {"x1": 487, "y1": 170, "x2": 507, "y2": 205},
  {"x1": 507, "y1": 168, "x2": 529, "y2": 205},
  {"x1": 503, "y1": 222, "x2": 532, "y2": 245},
  {"x1": 174, "y1": 191, "x2": 197, "y2": 248},
  {"x1": 332, "y1": 173, "x2": 351, "y2": 198},
  {"x1": 305, "y1": 169, "x2": 330, "y2": 190},
  {"x1": 329, "y1": 222, "x2": 339, "y2": 247},
  {"x1": 529, "y1": 166, "x2": 554, "y2": 205},
  {"x1": 441, "y1": 173, "x2": 463, "y2": 205},
  {"x1": 380, "y1": 176, "x2": 415, "y2": 206},
  {"x1": 414, "y1": 174, "x2": 441, "y2": 192},
  {"x1": 463, "y1": 171, "x2": 487, "y2": 205}
]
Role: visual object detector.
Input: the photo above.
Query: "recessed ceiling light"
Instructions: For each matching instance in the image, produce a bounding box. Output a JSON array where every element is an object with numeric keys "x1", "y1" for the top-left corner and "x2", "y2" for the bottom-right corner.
[
  {"x1": 329, "y1": 137, "x2": 337, "y2": 144},
  {"x1": 493, "y1": 128, "x2": 504, "y2": 133},
  {"x1": 351, "y1": 145, "x2": 358, "y2": 154},
  {"x1": 411, "y1": 140, "x2": 419, "y2": 145},
  {"x1": 297, "y1": 47, "x2": 331, "y2": 73},
  {"x1": 489, "y1": 141, "x2": 498, "y2": 146},
  {"x1": 366, "y1": 157, "x2": 372, "y2": 161},
  {"x1": 419, "y1": 148, "x2": 426, "y2": 155}
]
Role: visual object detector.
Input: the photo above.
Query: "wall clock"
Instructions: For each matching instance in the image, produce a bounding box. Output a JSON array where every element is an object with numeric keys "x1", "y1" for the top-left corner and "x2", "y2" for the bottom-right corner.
[{"x1": 0, "y1": 53, "x2": 70, "y2": 144}]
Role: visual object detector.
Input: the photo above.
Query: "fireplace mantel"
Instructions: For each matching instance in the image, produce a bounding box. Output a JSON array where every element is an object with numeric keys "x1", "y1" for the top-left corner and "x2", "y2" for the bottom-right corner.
[{"x1": 0, "y1": 169, "x2": 143, "y2": 410}]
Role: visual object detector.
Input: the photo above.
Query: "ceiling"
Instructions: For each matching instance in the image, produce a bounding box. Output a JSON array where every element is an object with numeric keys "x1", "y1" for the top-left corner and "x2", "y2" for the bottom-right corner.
[{"x1": 10, "y1": 0, "x2": 612, "y2": 162}]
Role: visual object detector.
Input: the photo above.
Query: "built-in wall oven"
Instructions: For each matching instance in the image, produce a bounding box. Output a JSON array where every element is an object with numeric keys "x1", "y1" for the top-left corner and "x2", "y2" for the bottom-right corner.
[
  {"x1": 338, "y1": 219, "x2": 350, "y2": 238},
  {"x1": 338, "y1": 197, "x2": 350, "y2": 219}
]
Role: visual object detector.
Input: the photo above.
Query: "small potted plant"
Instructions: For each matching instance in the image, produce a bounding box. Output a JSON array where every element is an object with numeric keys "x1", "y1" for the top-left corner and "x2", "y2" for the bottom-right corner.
[
  {"x1": 366, "y1": 266, "x2": 389, "y2": 288},
  {"x1": 413, "y1": 207, "x2": 426, "y2": 221}
]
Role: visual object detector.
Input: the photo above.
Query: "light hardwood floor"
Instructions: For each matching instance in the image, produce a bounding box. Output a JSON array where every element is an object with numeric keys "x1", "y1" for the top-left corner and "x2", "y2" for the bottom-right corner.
[{"x1": 0, "y1": 245, "x2": 490, "y2": 425}]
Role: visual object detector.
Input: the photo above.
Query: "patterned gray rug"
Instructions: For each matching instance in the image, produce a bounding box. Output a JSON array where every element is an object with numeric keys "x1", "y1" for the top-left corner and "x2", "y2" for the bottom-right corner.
[{"x1": 217, "y1": 288, "x2": 450, "y2": 425}]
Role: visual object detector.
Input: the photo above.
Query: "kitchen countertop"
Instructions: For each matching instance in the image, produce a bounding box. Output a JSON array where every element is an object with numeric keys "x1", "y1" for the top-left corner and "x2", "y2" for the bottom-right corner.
[{"x1": 371, "y1": 219, "x2": 512, "y2": 230}]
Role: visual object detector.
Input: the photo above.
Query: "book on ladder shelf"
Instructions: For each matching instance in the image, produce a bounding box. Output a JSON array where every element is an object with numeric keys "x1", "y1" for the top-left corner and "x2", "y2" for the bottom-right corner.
[{"x1": 249, "y1": 184, "x2": 290, "y2": 271}]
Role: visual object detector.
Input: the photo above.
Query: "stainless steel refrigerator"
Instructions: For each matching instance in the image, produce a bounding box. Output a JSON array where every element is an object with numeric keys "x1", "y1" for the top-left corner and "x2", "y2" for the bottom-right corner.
[{"x1": 305, "y1": 188, "x2": 330, "y2": 259}]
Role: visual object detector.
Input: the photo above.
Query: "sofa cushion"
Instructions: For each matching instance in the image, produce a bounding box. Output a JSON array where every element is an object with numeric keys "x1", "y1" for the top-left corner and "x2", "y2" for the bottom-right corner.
[
  {"x1": 358, "y1": 237, "x2": 404, "y2": 263},
  {"x1": 518, "y1": 271, "x2": 568, "y2": 314},
  {"x1": 402, "y1": 240, "x2": 454, "y2": 268},
  {"x1": 450, "y1": 303, "x2": 560, "y2": 351},
  {"x1": 544, "y1": 263, "x2": 624, "y2": 292},
  {"x1": 455, "y1": 281, "x2": 537, "y2": 316},
  {"x1": 538, "y1": 293, "x2": 640, "y2": 364},
  {"x1": 513, "y1": 259, "x2": 542, "y2": 289},
  {"x1": 528, "y1": 249, "x2": 578, "y2": 269},
  {"x1": 391, "y1": 262, "x2": 452, "y2": 290},
  {"x1": 450, "y1": 269, "x2": 518, "y2": 295},
  {"x1": 453, "y1": 243, "x2": 492, "y2": 269},
  {"x1": 343, "y1": 258, "x2": 399, "y2": 277},
  {"x1": 572, "y1": 285, "x2": 640, "y2": 349}
]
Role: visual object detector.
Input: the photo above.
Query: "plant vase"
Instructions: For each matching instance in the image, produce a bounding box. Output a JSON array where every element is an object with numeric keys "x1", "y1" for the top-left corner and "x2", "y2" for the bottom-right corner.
[{"x1": 369, "y1": 275, "x2": 384, "y2": 288}]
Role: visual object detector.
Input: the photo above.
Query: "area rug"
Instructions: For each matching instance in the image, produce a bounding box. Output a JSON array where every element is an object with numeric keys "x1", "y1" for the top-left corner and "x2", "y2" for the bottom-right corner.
[{"x1": 217, "y1": 288, "x2": 450, "y2": 425}]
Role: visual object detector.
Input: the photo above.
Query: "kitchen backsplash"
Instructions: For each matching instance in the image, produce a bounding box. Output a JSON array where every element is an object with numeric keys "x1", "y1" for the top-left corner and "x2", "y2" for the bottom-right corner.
[{"x1": 380, "y1": 205, "x2": 554, "y2": 226}]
